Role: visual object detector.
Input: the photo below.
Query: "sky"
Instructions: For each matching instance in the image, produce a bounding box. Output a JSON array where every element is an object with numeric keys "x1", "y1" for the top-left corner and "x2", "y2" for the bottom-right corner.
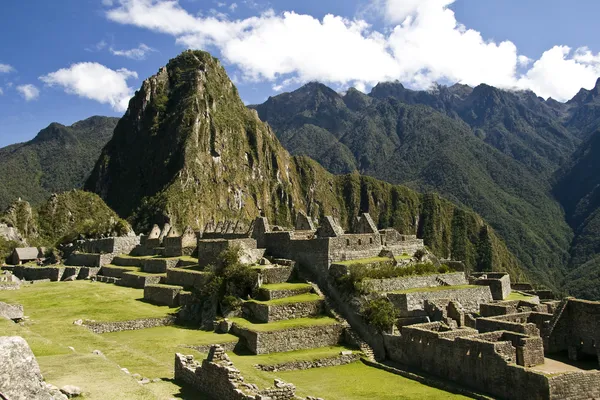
[{"x1": 1, "y1": 0, "x2": 600, "y2": 147}]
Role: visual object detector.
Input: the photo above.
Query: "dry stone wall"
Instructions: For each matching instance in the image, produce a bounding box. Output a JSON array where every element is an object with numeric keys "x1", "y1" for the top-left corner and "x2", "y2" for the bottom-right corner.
[
  {"x1": 165, "y1": 268, "x2": 210, "y2": 290},
  {"x1": 231, "y1": 323, "x2": 343, "y2": 354},
  {"x1": 143, "y1": 284, "x2": 183, "y2": 307},
  {"x1": 242, "y1": 300, "x2": 323, "y2": 323},
  {"x1": 388, "y1": 286, "x2": 493, "y2": 317},
  {"x1": 83, "y1": 316, "x2": 176, "y2": 334},
  {"x1": 255, "y1": 352, "x2": 360, "y2": 371},
  {"x1": 142, "y1": 258, "x2": 179, "y2": 273},
  {"x1": 363, "y1": 272, "x2": 467, "y2": 293},
  {"x1": 118, "y1": 272, "x2": 163, "y2": 289},
  {"x1": 175, "y1": 345, "x2": 317, "y2": 400}
]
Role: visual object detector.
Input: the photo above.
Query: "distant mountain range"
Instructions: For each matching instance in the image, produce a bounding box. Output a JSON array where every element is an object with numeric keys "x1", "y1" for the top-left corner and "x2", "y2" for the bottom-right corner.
[
  {"x1": 251, "y1": 79, "x2": 600, "y2": 295},
  {"x1": 3, "y1": 53, "x2": 600, "y2": 298},
  {"x1": 0, "y1": 116, "x2": 118, "y2": 210}
]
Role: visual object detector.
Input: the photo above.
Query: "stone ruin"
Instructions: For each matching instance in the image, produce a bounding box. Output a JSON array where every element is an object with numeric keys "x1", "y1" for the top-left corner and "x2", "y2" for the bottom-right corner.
[{"x1": 175, "y1": 345, "x2": 323, "y2": 400}]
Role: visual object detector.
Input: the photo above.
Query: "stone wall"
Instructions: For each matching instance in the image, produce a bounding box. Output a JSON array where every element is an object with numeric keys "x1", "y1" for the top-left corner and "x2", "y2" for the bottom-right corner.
[
  {"x1": 328, "y1": 234, "x2": 383, "y2": 263},
  {"x1": 477, "y1": 314, "x2": 541, "y2": 337},
  {"x1": 258, "y1": 265, "x2": 294, "y2": 284},
  {"x1": 142, "y1": 258, "x2": 179, "y2": 273},
  {"x1": 362, "y1": 272, "x2": 468, "y2": 293},
  {"x1": 546, "y1": 298, "x2": 600, "y2": 364},
  {"x1": 83, "y1": 316, "x2": 176, "y2": 334},
  {"x1": 143, "y1": 284, "x2": 183, "y2": 307},
  {"x1": 383, "y1": 323, "x2": 552, "y2": 400},
  {"x1": 388, "y1": 286, "x2": 493, "y2": 317},
  {"x1": 118, "y1": 272, "x2": 163, "y2": 289},
  {"x1": 255, "y1": 352, "x2": 360, "y2": 371},
  {"x1": 175, "y1": 345, "x2": 306, "y2": 400},
  {"x1": 548, "y1": 371, "x2": 600, "y2": 400},
  {"x1": 231, "y1": 323, "x2": 343, "y2": 354},
  {"x1": 12, "y1": 266, "x2": 65, "y2": 282},
  {"x1": 242, "y1": 300, "x2": 323, "y2": 323},
  {"x1": 471, "y1": 272, "x2": 512, "y2": 300},
  {"x1": 196, "y1": 238, "x2": 258, "y2": 267},
  {"x1": 65, "y1": 253, "x2": 110, "y2": 267},
  {"x1": 74, "y1": 236, "x2": 140, "y2": 255},
  {"x1": 165, "y1": 268, "x2": 210, "y2": 290}
]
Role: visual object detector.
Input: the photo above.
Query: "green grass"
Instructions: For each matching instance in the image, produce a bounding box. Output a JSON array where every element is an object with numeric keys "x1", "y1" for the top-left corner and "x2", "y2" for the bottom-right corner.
[
  {"x1": 395, "y1": 254, "x2": 412, "y2": 261},
  {"x1": 250, "y1": 293, "x2": 321, "y2": 305},
  {"x1": 260, "y1": 282, "x2": 312, "y2": 291},
  {"x1": 392, "y1": 285, "x2": 478, "y2": 294},
  {"x1": 230, "y1": 316, "x2": 338, "y2": 332},
  {"x1": 336, "y1": 257, "x2": 392, "y2": 266},
  {"x1": 103, "y1": 265, "x2": 140, "y2": 272},
  {"x1": 275, "y1": 361, "x2": 468, "y2": 400},
  {"x1": 238, "y1": 346, "x2": 355, "y2": 366},
  {"x1": 506, "y1": 291, "x2": 534, "y2": 301},
  {"x1": 0, "y1": 280, "x2": 468, "y2": 399},
  {"x1": 145, "y1": 283, "x2": 183, "y2": 289},
  {"x1": 123, "y1": 271, "x2": 166, "y2": 277}
]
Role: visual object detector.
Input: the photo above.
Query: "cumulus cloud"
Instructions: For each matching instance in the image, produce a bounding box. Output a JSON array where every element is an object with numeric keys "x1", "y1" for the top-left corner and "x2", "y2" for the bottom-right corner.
[
  {"x1": 110, "y1": 43, "x2": 156, "y2": 60},
  {"x1": 0, "y1": 63, "x2": 14, "y2": 73},
  {"x1": 17, "y1": 84, "x2": 40, "y2": 101},
  {"x1": 40, "y1": 62, "x2": 138, "y2": 111},
  {"x1": 0, "y1": 88, "x2": 3, "y2": 95},
  {"x1": 104, "y1": 0, "x2": 600, "y2": 101}
]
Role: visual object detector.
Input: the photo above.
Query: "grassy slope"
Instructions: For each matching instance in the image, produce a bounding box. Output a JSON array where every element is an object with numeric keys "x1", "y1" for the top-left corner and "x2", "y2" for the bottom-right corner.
[{"x1": 0, "y1": 282, "x2": 466, "y2": 399}]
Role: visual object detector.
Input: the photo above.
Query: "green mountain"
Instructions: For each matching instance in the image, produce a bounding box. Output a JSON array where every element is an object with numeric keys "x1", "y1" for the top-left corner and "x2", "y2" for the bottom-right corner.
[
  {"x1": 0, "y1": 116, "x2": 119, "y2": 210},
  {"x1": 85, "y1": 50, "x2": 524, "y2": 279},
  {"x1": 252, "y1": 82, "x2": 577, "y2": 288}
]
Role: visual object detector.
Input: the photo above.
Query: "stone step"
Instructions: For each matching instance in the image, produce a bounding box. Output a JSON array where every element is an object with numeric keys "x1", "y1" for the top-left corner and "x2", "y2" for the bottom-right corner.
[
  {"x1": 256, "y1": 283, "x2": 313, "y2": 301},
  {"x1": 229, "y1": 317, "x2": 344, "y2": 355},
  {"x1": 242, "y1": 294, "x2": 324, "y2": 323},
  {"x1": 143, "y1": 283, "x2": 185, "y2": 307},
  {"x1": 111, "y1": 256, "x2": 147, "y2": 267},
  {"x1": 117, "y1": 272, "x2": 165, "y2": 289},
  {"x1": 95, "y1": 275, "x2": 121, "y2": 284},
  {"x1": 99, "y1": 265, "x2": 140, "y2": 279},
  {"x1": 164, "y1": 268, "x2": 210, "y2": 290}
]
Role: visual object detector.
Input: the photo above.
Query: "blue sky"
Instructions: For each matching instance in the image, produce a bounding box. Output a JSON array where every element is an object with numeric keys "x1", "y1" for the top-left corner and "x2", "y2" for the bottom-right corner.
[{"x1": 1, "y1": 0, "x2": 600, "y2": 147}]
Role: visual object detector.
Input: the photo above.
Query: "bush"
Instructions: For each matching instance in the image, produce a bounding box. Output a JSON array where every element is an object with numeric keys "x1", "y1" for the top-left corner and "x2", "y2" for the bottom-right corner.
[
  {"x1": 362, "y1": 298, "x2": 399, "y2": 333},
  {"x1": 414, "y1": 249, "x2": 426, "y2": 261}
]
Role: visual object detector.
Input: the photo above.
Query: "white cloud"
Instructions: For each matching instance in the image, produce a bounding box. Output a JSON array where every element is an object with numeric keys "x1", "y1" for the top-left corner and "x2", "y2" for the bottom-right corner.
[
  {"x1": 110, "y1": 43, "x2": 156, "y2": 60},
  {"x1": 0, "y1": 88, "x2": 3, "y2": 95},
  {"x1": 104, "y1": 0, "x2": 600, "y2": 101},
  {"x1": 102, "y1": 0, "x2": 114, "y2": 6},
  {"x1": 0, "y1": 63, "x2": 14, "y2": 73},
  {"x1": 40, "y1": 62, "x2": 138, "y2": 111},
  {"x1": 229, "y1": 3, "x2": 237, "y2": 12},
  {"x1": 86, "y1": 40, "x2": 108, "y2": 52},
  {"x1": 17, "y1": 84, "x2": 40, "y2": 101}
]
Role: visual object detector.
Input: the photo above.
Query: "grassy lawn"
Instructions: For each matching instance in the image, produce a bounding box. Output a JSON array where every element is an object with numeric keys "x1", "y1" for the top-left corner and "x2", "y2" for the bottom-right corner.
[
  {"x1": 393, "y1": 285, "x2": 478, "y2": 294},
  {"x1": 124, "y1": 271, "x2": 166, "y2": 277},
  {"x1": 276, "y1": 362, "x2": 468, "y2": 400},
  {"x1": 0, "y1": 280, "x2": 469, "y2": 399},
  {"x1": 260, "y1": 282, "x2": 312, "y2": 291},
  {"x1": 395, "y1": 254, "x2": 412, "y2": 261},
  {"x1": 336, "y1": 257, "x2": 392, "y2": 266},
  {"x1": 103, "y1": 265, "x2": 141, "y2": 272},
  {"x1": 230, "y1": 316, "x2": 338, "y2": 332},
  {"x1": 250, "y1": 293, "x2": 321, "y2": 305},
  {"x1": 506, "y1": 291, "x2": 535, "y2": 301}
]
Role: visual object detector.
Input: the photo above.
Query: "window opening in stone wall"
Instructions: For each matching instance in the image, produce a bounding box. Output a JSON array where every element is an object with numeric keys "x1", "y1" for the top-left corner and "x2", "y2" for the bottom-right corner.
[
  {"x1": 369, "y1": 237, "x2": 373, "y2": 244},
  {"x1": 358, "y1": 239, "x2": 362, "y2": 245},
  {"x1": 346, "y1": 239, "x2": 350, "y2": 246}
]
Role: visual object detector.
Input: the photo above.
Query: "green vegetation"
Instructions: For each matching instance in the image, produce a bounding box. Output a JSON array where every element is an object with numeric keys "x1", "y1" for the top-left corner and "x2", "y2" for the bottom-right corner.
[
  {"x1": 229, "y1": 316, "x2": 338, "y2": 332},
  {"x1": 250, "y1": 293, "x2": 321, "y2": 305},
  {"x1": 81, "y1": 50, "x2": 524, "y2": 285},
  {"x1": 0, "y1": 116, "x2": 118, "y2": 211},
  {"x1": 260, "y1": 282, "x2": 312, "y2": 291},
  {"x1": 506, "y1": 291, "x2": 534, "y2": 301},
  {"x1": 253, "y1": 81, "x2": 580, "y2": 292},
  {"x1": 0, "y1": 275, "x2": 466, "y2": 399},
  {"x1": 336, "y1": 257, "x2": 393, "y2": 266},
  {"x1": 392, "y1": 285, "x2": 477, "y2": 294},
  {"x1": 337, "y1": 262, "x2": 456, "y2": 294},
  {"x1": 362, "y1": 298, "x2": 399, "y2": 332}
]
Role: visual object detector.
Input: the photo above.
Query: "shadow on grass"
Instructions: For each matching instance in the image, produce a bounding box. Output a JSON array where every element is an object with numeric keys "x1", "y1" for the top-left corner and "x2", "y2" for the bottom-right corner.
[{"x1": 163, "y1": 378, "x2": 211, "y2": 400}]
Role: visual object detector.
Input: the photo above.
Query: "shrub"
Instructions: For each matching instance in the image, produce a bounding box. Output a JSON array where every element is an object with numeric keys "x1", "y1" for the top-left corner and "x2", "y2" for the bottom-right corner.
[
  {"x1": 362, "y1": 298, "x2": 399, "y2": 333},
  {"x1": 414, "y1": 249, "x2": 426, "y2": 261}
]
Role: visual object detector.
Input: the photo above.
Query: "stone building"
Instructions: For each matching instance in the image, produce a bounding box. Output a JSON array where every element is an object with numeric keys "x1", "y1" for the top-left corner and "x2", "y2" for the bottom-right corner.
[{"x1": 9, "y1": 247, "x2": 44, "y2": 265}]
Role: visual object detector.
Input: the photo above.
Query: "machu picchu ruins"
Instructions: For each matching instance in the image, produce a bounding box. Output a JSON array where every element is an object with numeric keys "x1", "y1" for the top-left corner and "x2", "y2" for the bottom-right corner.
[{"x1": 2, "y1": 210, "x2": 600, "y2": 399}]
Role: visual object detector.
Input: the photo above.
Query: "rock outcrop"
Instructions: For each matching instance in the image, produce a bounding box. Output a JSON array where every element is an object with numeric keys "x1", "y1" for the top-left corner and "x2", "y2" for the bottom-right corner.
[{"x1": 0, "y1": 336, "x2": 66, "y2": 400}]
